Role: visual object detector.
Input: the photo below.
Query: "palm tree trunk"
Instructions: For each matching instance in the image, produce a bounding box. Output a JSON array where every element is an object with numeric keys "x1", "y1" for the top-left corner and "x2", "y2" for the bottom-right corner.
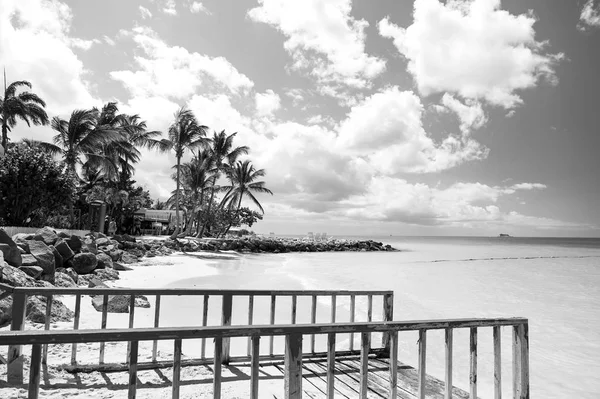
[
  {"x1": 171, "y1": 156, "x2": 181, "y2": 239},
  {"x1": 222, "y1": 193, "x2": 243, "y2": 237},
  {"x1": 199, "y1": 175, "x2": 218, "y2": 237}
]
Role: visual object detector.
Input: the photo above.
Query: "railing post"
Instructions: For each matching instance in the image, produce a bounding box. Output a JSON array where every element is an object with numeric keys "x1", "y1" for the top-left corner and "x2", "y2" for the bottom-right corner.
[
  {"x1": 28, "y1": 344, "x2": 42, "y2": 399},
  {"x1": 513, "y1": 325, "x2": 521, "y2": 398},
  {"x1": 285, "y1": 333, "x2": 303, "y2": 399},
  {"x1": 8, "y1": 292, "x2": 27, "y2": 384},
  {"x1": 519, "y1": 323, "x2": 530, "y2": 399},
  {"x1": 221, "y1": 294, "x2": 233, "y2": 364},
  {"x1": 382, "y1": 293, "x2": 394, "y2": 356}
]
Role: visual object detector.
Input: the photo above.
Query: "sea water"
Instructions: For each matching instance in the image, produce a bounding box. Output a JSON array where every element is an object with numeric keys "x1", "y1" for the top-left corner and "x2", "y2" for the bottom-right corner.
[{"x1": 161, "y1": 236, "x2": 600, "y2": 399}]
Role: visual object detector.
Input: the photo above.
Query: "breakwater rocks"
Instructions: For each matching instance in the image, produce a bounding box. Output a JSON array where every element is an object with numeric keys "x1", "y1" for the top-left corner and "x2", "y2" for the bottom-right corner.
[{"x1": 168, "y1": 237, "x2": 397, "y2": 253}]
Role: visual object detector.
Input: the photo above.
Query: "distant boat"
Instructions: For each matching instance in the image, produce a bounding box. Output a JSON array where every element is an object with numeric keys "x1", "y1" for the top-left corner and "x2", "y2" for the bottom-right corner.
[{"x1": 498, "y1": 233, "x2": 511, "y2": 237}]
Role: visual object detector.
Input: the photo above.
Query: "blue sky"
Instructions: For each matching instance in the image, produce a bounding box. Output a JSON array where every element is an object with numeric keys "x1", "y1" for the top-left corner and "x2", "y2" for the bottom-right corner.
[{"x1": 2, "y1": 0, "x2": 599, "y2": 236}]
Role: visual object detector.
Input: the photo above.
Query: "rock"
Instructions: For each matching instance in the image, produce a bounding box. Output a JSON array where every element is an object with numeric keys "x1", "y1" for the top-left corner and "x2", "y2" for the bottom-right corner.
[
  {"x1": 0, "y1": 296, "x2": 11, "y2": 327},
  {"x1": 49, "y1": 245, "x2": 63, "y2": 269},
  {"x1": 1, "y1": 264, "x2": 36, "y2": 288},
  {"x1": 92, "y1": 294, "x2": 129, "y2": 313},
  {"x1": 64, "y1": 267, "x2": 78, "y2": 283},
  {"x1": 113, "y1": 262, "x2": 133, "y2": 271},
  {"x1": 19, "y1": 266, "x2": 43, "y2": 279},
  {"x1": 54, "y1": 272, "x2": 77, "y2": 288},
  {"x1": 96, "y1": 237, "x2": 110, "y2": 246},
  {"x1": 95, "y1": 252, "x2": 113, "y2": 269},
  {"x1": 0, "y1": 228, "x2": 22, "y2": 266},
  {"x1": 13, "y1": 237, "x2": 30, "y2": 253},
  {"x1": 120, "y1": 253, "x2": 138, "y2": 264},
  {"x1": 135, "y1": 295, "x2": 151, "y2": 308},
  {"x1": 12, "y1": 233, "x2": 33, "y2": 242},
  {"x1": 93, "y1": 268, "x2": 119, "y2": 281},
  {"x1": 54, "y1": 239, "x2": 75, "y2": 261},
  {"x1": 34, "y1": 227, "x2": 59, "y2": 246},
  {"x1": 70, "y1": 253, "x2": 98, "y2": 274},
  {"x1": 85, "y1": 242, "x2": 98, "y2": 254},
  {"x1": 26, "y1": 296, "x2": 74, "y2": 324},
  {"x1": 88, "y1": 277, "x2": 106, "y2": 288},
  {"x1": 21, "y1": 254, "x2": 38, "y2": 266},
  {"x1": 121, "y1": 234, "x2": 136, "y2": 242},
  {"x1": 57, "y1": 231, "x2": 70, "y2": 239},
  {"x1": 65, "y1": 235, "x2": 82, "y2": 253},
  {"x1": 108, "y1": 249, "x2": 122, "y2": 261},
  {"x1": 28, "y1": 240, "x2": 55, "y2": 282}
]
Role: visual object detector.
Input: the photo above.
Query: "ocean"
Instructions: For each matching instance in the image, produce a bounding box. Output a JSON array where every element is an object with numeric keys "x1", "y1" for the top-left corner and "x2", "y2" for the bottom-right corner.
[{"x1": 160, "y1": 236, "x2": 600, "y2": 399}]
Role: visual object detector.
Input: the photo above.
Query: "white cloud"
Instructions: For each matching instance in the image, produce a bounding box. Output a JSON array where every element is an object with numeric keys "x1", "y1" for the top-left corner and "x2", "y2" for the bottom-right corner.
[
  {"x1": 579, "y1": 0, "x2": 600, "y2": 31},
  {"x1": 509, "y1": 183, "x2": 547, "y2": 191},
  {"x1": 139, "y1": 6, "x2": 152, "y2": 19},
  {"x1": 248, "y1": 0, "x2": 386, "y2": 96},
  {"x1": 110, "y1": 27, "x2": 254, "y2": 99},
  {"x1": 505, "y1": 110, "x2": 516, "y2": 118},
  {"x1": 255, "y1": 89, "x2": 281, "y2": 116},
  {"x1": 103, "y1": 35, "x2": 116, "y2": 46},
  {"x1": 69, "y1": 37, "x2": 100, "y2": 51},
  {"x1": 437, "y1": 94, "x2": 487, "y2": 135},
  {"x1": 156, "y1": 0, "x2": 177, "y2": 16},
  {"x1": 336, "y1": 87, "x2": 488, "y2": 174},
  {"x1": 0, "y1": 0, "x2": 97, "y2": 119},
  {"x1": 379, "y1": 0, "x2": 563, "y2": 108},
  {"x1": 188, "y1": 1, "x2": 210, "y2": 15}
]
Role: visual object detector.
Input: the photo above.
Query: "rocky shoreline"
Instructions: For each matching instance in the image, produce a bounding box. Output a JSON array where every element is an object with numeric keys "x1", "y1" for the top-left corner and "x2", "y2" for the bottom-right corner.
[{"x1": 0, "y1": 227, "x2": 396, "y2": 327}]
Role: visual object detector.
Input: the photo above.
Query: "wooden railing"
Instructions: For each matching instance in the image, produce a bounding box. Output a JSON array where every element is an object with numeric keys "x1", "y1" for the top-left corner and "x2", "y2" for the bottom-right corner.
[
  {"x1": 0, "y1": 317, "x2": 529, "y2": 399},
  {"x1": 0, "y1": 284, "x2": 393, "y2": 382}
]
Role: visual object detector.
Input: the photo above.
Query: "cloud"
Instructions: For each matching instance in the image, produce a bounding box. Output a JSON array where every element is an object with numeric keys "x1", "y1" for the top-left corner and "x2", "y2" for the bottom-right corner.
[
  {"x1": 69, "y1": 37, "x2": 100, "y2": 51},
  {"x1": 255, "y1": 89, "x2": 281, "y2": 116},
  {"x1": 153, "y1": 0, "x2": 177, "y2": 16},
  {"x1": 509, "y1": 183, "x2": 547, "y2": 191},
  {"x1": 248, "y1": 0, "x2": 386, "y2": 97},
  {"x1": 110, "y1": 27, "x2": 254, "y2": 100},
  {"x1": 0, "y1": 0, "x2": 97, "y2": 119},
  {"x1": 139, "y1": 6, "x2": 152, "y2": 19},
  {"x1": 437, "y1": 94, "x2": 487, "y2": 135},
  {"x1": 578, "y1": 0, "x2": 600, "y2": 31},
  {"x1": 187, "y1": 1, "x2": 211, "y2": 15},
  {"x1": 336, "y1": 87, "x2": 489, "y2": 174},
  {"x1": 379, "y1": 0, "x2": 563, "y2": 108},
  {"x1": 103, "y1": 35, "x2": 116, "y2": 46}
]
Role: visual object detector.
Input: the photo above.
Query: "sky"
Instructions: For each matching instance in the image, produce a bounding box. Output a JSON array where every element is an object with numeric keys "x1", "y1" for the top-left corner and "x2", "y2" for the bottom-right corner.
[{"x1": 1, "y1": 0, "x2": 600, "y2": 237}]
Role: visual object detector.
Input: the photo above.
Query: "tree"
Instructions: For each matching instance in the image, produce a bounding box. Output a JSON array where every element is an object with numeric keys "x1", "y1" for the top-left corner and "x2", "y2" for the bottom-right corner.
[
  {"x1": 220, "y1": 160, "x2": 273, "y2": 236},
  {"x1": 158, "y1": 108, "x2": 208, "y2": 238},
  {"x1": 0, "y1": 145, "x2": 75, "y2": 226},
  {"x1": 199, "y1": 130, "x2": 249, "y2": 237},
  {"x1": 0, "y1": 72, "x2": 49, "y2": 150}
]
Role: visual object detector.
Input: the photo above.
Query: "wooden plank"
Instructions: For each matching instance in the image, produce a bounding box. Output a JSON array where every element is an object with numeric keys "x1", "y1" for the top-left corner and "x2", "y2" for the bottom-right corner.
[
  {"x1": 418, "y1": 329, "x2": 426, "y2": 399},
  {"x1": 250, "y1": 336, "x2": 260, "y2": 399},
  {"x1": 331, "y1": 294, "x2": 337, "y2": 323},
  {"x1": 7, "y1": 292, "x2": 27, "y2": 385},
  {"x1": 291, "y1": 295, "x2": 297, "y2": 324},
  {"x1": 221, "y1": 294, "x2": 233, "y2": 364},
  {"x1": 382, "y1": 293, "x2": 394, "y2": 354},
  {"x1": 99, "y1": 294, "x2": 108, "y2": 364},
  {"x1": 152, "y1": 295, "x2": 161, "y2": 363},
  {"x1": 513, "y1": 325, "x2": 521, "y2": 398},
  {"x1": 0, "y1": 318, "x2": 530, "y2": 345},
  {"x1": 247, "y1": 295, "x2": 254, "y2": 357},
  {"x1": 201, "y1": 294, "x2": 209, "y2": 359},
  {"x1": 310, "y1": 295, "x2": 317, "y2": 353},
  {"x1": 445, "y1": 328, "x2": 453, "y2": 399},
  {"x1": 28, "y1": 344, "x2": 42, "y2": 399},
  {"x1": 71, "y1": 294, "x2": 81, "y2": 365},
  {"x1": 303, "y1": 359, "x2": 356, "y2": 399},
  {"x1": 172, "y1": 339, "x2": 182, "y2": 399},
  {"x1": 128, "y1": 340, "x2": 139, "y2": 399},
  {"x1": 519, "y1": 324, "x2": 530, "y2": 399},
  {"x1": 214, "y1": 337, "x2": 223, "y2": 399},
  {"x1": 493, "y1": 326, "x2": 501, "y2": 399},
  {"x1": 367, "y1": 295, "x2": 373, "y2": 322},
  {"x1": 327, "y1": 332, "x2": 336, "y2": 399},
  {"x1": 349, "y1": 295, "x2": 356, "y2": 350},
  {"x1": 127, "y1": 295, "x2": 135, "y2": 363},
  {"x1": 270, "y1": 295, "x2": 276, "y2": 356},
  {"x1": 389, "y1": 331, "x2": 398, "y2": 399},
  {"x1": 470, "y1": 327, "x2": 477, "y2": 399},
  {"x1": 335, "y1": 357, "x2": 391, "y2": 399},
  {"x1": 360, "y1": 332, "x2": 370, "y2": 399},
  {"x1": 285, "y1": 333, "x2": 303, "y2": 399},
  {"x1": 43, "y1": 294, "x2": 53, "y2": 364}
]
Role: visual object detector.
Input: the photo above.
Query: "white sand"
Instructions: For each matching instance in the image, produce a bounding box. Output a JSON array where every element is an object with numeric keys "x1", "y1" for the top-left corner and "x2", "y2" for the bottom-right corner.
[{"x1": 0, "y1": 253, "x2": 295, "y2": 398}]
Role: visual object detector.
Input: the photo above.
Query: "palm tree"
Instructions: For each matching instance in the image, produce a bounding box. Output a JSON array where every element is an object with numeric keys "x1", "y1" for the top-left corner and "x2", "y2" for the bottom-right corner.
[
  {"x1": 153, "y1": 199, "x2": 167, "y2": 210},
  {"x1": 199, "y1": 130, "x2": 249, "y2": 237},
  {"x1": 158, "y1": 108, "x2": 208, "y2": 238},
  {"x1": 179, "y1": 151, "x2": 215, "y2": 236},
  {"x1": 1, "y1": 71, "x2": 49, "y2": 150},
  {"x1": 220, "y1": 160, "x2": 273, "y2": 236}
]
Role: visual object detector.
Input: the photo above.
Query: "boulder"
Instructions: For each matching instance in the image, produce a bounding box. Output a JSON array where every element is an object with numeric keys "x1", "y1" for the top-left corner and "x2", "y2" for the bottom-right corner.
[
  {"x1": 0, "y1": 251, "x2": 5, "y2": 267},
  {"x1": 28, "y1": 240, "x2": 55, "y2": 282},
  {"x1": 34, "y1": 227, "x2": 59, "y2": 246},
  {"x1": 92, "y1": 295, "x2": 129, "y2": 313},
  {"x1": 96, "y1": 237, "x2": 110, "y2": 246},
  {"x1": 69, "y1": 253, "x2": 97, "y2": 274},
  {"x1": 85, "y1": 242, "x2": 98, "y2": 255},
  {"x1": 54, "y1": 272, "x2": 77, "y2": 288},
  {"x1": 12, "y1": 233, "x2": 33, "y2": 242},
  {"x1": 113, "y1": 262, "x2": 133, "y2": 271},
  {"x1": 57, "y1": 231, "x2": 70, "y2": 239},
  {"x1": 1, "y1": 264, "x2": 36, "y2": 288},
  {"x1": 21, "y1": 254, "x2": 38, "y2": 266},
  {"x1": 121, "y1": 234, "x2": 136, "y2": 242},
  {"x1": 108, "y1": 249, "x2": 122, "y2": 261},
  {"x1": 92, "y1": 268, "x2": 119, "y2": 281},
  {"x1": 13, "y1": 237, "x2": 30, "y2": 253},
  {"x1": 64, "y1": 267, "x2": 79, "y2": 283},
  {"x1": 0, "y1": 228, "x2": 22, "y2": 266},
  {"x1": 26, "y1": 296, "x2": 74, "y2": 324},
  {"x1": 19, "y1": 266, "x2": 43, "y2": 279},
  {"x1": 54, "y1": 239, "x2": 75, "y2": 261},
  {"x1": 65, "y1": 235, "x2": 82, "y2": 253},
  {"x1": 49, "y1": 245, "x2": 63, "y2": 269},
  {"x1": 96, "y1": 252, "x2": 113, "y2": 269},
  {"x1": 120, "y1": 253, "x2": 138, "y2": 264},
  {"x1": 135, "y1": 295, "x2": 151, "y2": 308}
]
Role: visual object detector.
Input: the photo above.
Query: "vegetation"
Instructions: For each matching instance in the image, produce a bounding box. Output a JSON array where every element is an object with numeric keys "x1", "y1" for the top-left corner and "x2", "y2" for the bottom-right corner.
[{"x1": 0, "y1": 75, "x2": 273, "y2": 235}]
